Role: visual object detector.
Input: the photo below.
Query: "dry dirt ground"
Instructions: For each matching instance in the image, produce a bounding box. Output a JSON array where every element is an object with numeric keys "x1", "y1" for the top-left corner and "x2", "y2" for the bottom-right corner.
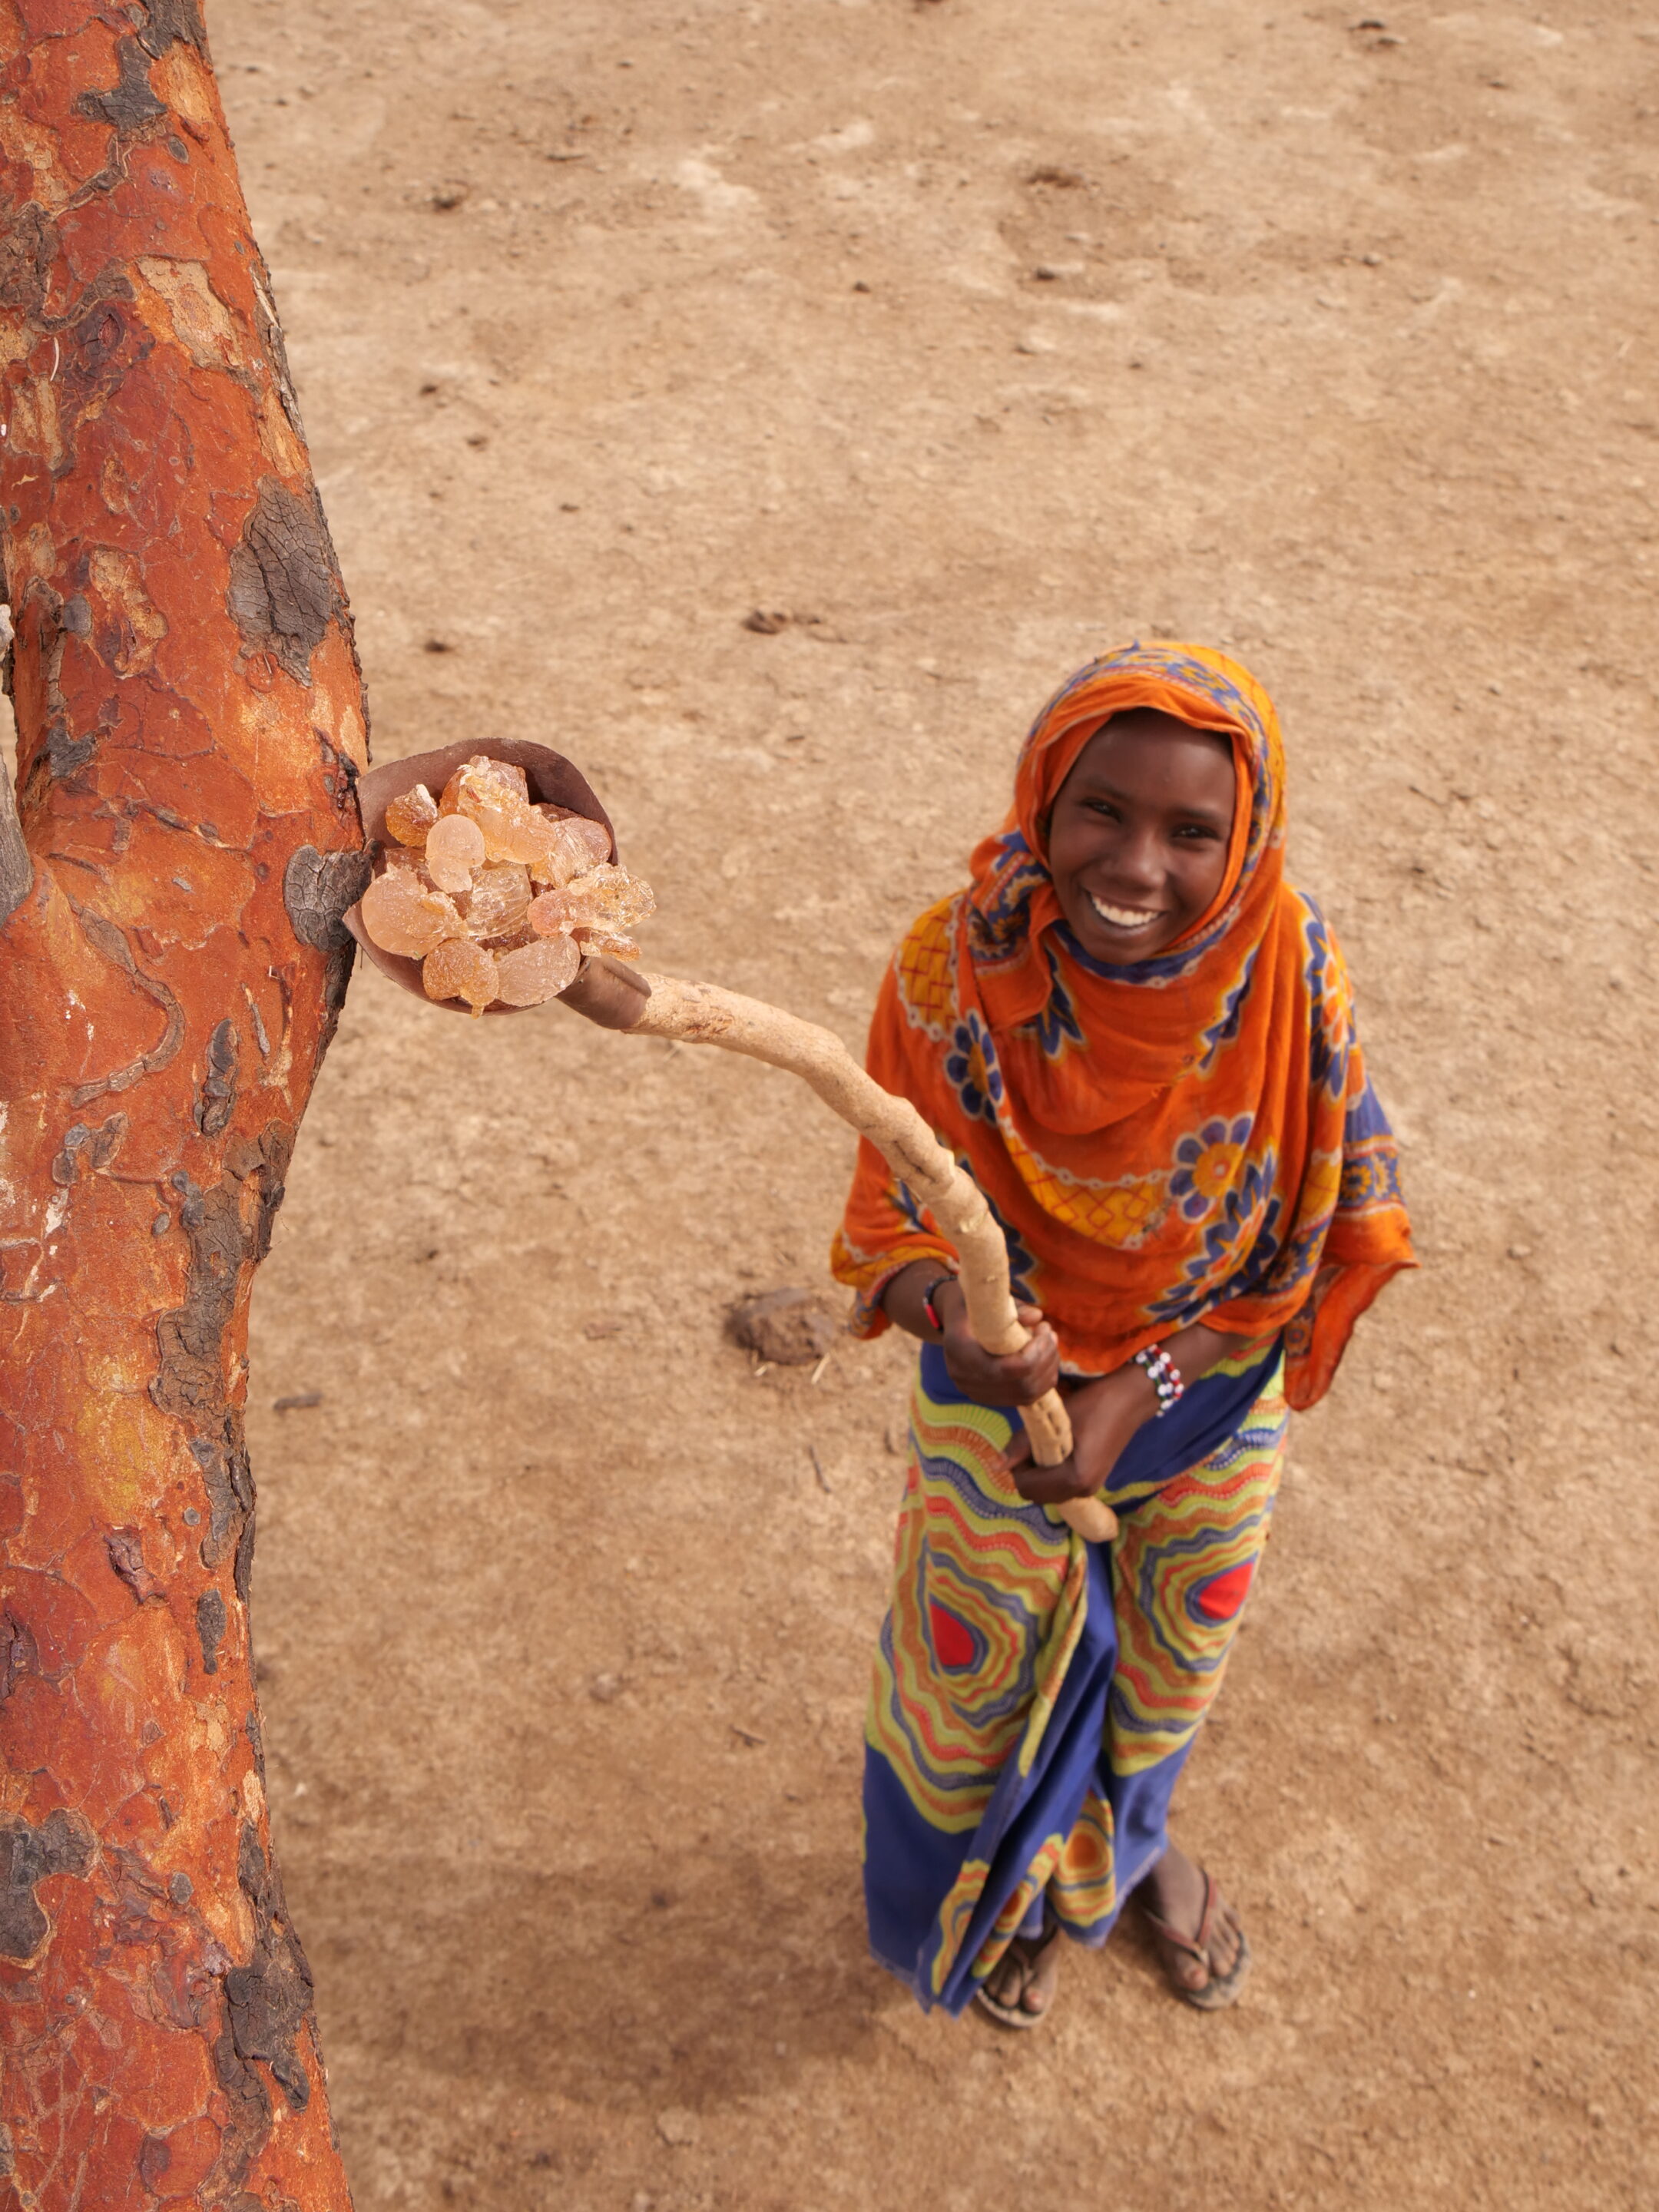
[{"x1": 200, "y1": 0, "x2": 1659, "y2": 2204}]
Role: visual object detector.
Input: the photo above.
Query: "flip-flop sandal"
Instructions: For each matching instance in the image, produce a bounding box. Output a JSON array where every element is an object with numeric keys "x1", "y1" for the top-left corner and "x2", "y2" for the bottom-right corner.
[
  {"x1": 1140, "y1": 1868, "x2": 1252, "y2": 2012},
  {"x1": 972, "y1": 1906, "x2": 1064, "y2": 2032}
]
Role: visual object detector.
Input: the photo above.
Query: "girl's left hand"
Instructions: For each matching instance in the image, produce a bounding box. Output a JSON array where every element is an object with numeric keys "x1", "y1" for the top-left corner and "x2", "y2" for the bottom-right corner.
[{"x1": 1000, "y1": 1363, "x2": 1158, "y2": 1506}]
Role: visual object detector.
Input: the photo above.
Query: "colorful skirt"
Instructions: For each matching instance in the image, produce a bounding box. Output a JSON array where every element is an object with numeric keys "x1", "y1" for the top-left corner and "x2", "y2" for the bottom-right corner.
[{"x1": 863, "y1": 1337, "x2": 1287, "y2": 2015}]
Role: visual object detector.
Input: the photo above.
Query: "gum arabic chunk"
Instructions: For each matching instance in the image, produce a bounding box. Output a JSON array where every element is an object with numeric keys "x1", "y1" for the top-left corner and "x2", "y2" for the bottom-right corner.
[
  {"x1": 384, "y1": 782, "x2": 439, "y2": 846},
  {"x1": 439, "y1": 753, "x2": 528, "y2": 814},
  {"x1": 528, "y1": 863, "x2": 656, "y2": 939},
  {"x1": 423, "y1": 937, "x2": 500, "y2": 1016},
  {"x1": 465, "y1": 861, "x2": 533, "y2": 943},
  {"x1": 495, "y1": 934, "x2": 582, "y2": 1005},
  {"x1": 426, "y1": 811, "x2": 488, "y2": 892},
  {"x1": 360, "y1": 869, "x2": 465, "y2": 957}
]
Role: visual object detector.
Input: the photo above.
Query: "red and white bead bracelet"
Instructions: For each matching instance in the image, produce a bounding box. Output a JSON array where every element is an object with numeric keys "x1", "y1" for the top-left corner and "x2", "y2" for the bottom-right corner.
[{"x1": 1132, "y1": 1341, "x2": 1186, "y2": 1415}]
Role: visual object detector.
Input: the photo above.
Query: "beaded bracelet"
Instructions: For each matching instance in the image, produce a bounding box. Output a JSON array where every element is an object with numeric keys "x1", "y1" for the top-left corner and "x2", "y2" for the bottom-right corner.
[
  {"x1": 920, "y1": 1273, "x2": 959, "y2": 1333},
  {"x1": 1132, "y1": 1341, "x2": 1186, "y2": 1416}
]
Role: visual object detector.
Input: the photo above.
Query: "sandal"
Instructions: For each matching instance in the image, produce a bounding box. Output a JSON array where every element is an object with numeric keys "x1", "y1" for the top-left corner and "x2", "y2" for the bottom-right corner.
[
  {"x1": 1139, "y1": 1868, "x2": 1252, "y2": 2012},
  {"x1": 972, "y1": 1904, "x2": 1063, "y2": 2031}
]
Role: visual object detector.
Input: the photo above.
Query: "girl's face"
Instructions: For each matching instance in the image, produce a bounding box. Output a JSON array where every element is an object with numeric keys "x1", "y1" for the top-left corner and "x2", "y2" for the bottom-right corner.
[{"x1": 1045, "y1": 710, "x2": 1237, "y2": 962}]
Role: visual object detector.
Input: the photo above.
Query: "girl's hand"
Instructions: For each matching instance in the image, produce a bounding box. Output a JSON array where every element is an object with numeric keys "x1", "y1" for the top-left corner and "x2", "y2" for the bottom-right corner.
[
  {"x1": 879, "y1": 1261, "x2": 1059, "y2": 1407},
  {"x1": 937, "y1": 1283, "x2": 1060, "y2": 1409},
  {"x1": 1001, "y1": 1363, "x2": 1158, "y2": 1505}
]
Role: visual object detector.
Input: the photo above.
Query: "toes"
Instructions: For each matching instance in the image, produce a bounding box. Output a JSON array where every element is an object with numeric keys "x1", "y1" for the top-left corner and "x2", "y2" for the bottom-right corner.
[
  {"x1": 1209, "y1": 1903, "x2": 1242, "y2": 1977},
  {"x1": 1023, "y1": 1949, "x2": 1061, "y2": 2014},
  {"x1": 985, "y1": 1958, "x2": 1021, "y2": 2007}
]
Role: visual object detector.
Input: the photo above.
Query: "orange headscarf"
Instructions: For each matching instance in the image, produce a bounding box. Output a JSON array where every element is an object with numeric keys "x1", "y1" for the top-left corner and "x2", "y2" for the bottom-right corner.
[{"x1": 832, "y1": 643, "x2": 1415, "y2": 1408}]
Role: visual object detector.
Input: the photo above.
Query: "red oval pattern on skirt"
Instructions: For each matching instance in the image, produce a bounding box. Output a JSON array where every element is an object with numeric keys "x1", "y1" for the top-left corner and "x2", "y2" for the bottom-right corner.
[
  {"x1": 1194, "y1": 1561, "x2": 1254, "y2": 1621},
  {"x1": 929, "y1": 1602, "x2": 977, "y2": 1668}
]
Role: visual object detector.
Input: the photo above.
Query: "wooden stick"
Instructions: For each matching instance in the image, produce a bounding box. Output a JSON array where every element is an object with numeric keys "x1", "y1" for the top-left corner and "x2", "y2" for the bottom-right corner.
[{"x1": 613, "y1": 971, "x2": 1118, "y2": 1544}]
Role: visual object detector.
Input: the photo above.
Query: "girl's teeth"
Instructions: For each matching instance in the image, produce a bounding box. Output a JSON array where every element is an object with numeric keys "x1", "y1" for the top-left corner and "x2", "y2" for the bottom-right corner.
[{"x1": 1090, "y1": 895, "x2": 1161, "y2": 929}]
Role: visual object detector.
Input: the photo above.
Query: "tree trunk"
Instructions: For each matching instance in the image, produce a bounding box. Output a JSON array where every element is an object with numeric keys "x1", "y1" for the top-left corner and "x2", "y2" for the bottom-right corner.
[{"x1": 0, "y1": 6, "x2": 366, "y2": 2204}]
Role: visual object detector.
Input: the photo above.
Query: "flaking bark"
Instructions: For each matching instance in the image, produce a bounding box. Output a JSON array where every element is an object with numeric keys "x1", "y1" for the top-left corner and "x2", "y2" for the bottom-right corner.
[{"x1": 0, "y1": 5, "x2": 364, "y2": 2204}]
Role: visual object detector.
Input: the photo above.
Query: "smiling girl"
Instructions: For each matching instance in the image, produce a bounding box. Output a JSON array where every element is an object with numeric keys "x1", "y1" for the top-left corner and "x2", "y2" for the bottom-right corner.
[{"x1": 833, "y1": 642, "x2": 1414, "y2": 2026}]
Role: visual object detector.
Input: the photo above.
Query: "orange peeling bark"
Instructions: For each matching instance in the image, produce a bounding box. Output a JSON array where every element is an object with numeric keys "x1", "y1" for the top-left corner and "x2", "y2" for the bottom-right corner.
[{"x1": 0, "y1": 5, "x2": 363, "y2": 2205}]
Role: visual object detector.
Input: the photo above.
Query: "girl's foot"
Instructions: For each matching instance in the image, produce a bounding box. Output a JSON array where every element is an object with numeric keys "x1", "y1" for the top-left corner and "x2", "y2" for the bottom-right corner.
[
  {"x1": 1138, "y1": 1843, "x2": 1250, "y2": 2009},
  {"x1": 973, "y1": 1908, "x2": 1063, "y2": 2030}
]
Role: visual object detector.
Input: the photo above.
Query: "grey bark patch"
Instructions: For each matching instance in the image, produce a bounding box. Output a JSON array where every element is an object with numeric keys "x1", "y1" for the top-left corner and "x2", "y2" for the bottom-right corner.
[
  {"x1": 137, "y1": 0, "x2": 206, "y2": 58},
  {"x1": 213, "y1": 2008, "x2": 273, "y2": 2148},
  {"x1": 0, "y1": 575, "x2": 28, "y2": 910},
  {"x1": 282, "y1": 845, "x2": 371, "y2": 953},
  {"x1": 106, "y1": 1527, "x2": 158, "y2": 1604},
  {"x1": 0, "y1": 747, "x2": 28, "y2": 925},
  {"x1": 151, "y1": 1128, "x2": 293, "y2": 1426},
  {"x1": 0, "y1": 1809, "x2": 95, "y2": 1962},
  {"x1": 168, "y1": 1869, "x2": 193, "y2": 1905},
  {"x1": 227, "y1": 1823, "x2": 315, "y2": 2113},
  {"x1": 197, "y1": 1588, "x2": 227, "y2": 1674},
  {"x1": 248, "y1": 254, "x2": 306, "y2": 445},
  {"x1": 191, "y1": 1416, "x2": 255, "y2": 1575},
  {"x1": 50, "y1": 1111, "x2": 127, "y2": 1185},
  {"x1": 0, "y1": 1609, "x2": 37, "y2": 1704},
  {"x1": 75, "y1": 38, "x2": 167, "y2": 132},
  {"x1": 0, "y1": 201, "x2": 54, "y2": 320},
  {"x1": 46, "y1": 721, "x2": 96, "y2": 778},
  {"x1": 227, "y1": 478, "x2": 343, "y2": 683},
  {"x1": 195, "y1": 1017, "x2": 240, "y2": 1137}
]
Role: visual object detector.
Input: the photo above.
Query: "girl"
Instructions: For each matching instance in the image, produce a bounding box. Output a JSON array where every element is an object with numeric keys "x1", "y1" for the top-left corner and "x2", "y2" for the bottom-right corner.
[{"x1": 832, "y1": 642, "x2": 1414, "y2": 2025}]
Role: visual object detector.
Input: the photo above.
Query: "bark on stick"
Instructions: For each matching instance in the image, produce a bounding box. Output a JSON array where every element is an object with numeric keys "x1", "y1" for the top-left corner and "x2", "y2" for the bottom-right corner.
[
  {"x1": 570, "y1": 966, "x2": 1118, "y2": 1544},
  {"x1": 0, "y1": 6, "x2": 366, "y2": 2204}
]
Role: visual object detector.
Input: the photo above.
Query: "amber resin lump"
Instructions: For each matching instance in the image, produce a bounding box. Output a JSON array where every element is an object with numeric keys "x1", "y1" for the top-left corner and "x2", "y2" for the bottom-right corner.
[{"x1": 358, "y1": 752, "x2": 653, "y2": 1014}]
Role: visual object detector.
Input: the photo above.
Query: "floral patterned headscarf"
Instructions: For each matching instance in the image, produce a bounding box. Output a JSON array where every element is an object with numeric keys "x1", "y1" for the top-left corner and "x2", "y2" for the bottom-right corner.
[{"x1": 833, "y1": 643, "x2": 1415, "y2": 1406}]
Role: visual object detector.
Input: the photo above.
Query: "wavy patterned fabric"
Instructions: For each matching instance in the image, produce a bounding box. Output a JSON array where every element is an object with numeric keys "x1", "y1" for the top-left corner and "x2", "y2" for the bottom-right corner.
[
  {"x1": 864, "y1": 1342, "x2": 1288, "y2": 2012},
  {"x1": 832, "y1": 642, "x2": 1415, "y2": 1405}
]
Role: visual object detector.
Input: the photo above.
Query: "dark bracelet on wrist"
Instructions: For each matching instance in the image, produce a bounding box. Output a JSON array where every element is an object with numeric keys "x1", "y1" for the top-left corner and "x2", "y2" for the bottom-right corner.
[{"x1": 920, "y1": 1273, "x2": 959, "y2": 1333}]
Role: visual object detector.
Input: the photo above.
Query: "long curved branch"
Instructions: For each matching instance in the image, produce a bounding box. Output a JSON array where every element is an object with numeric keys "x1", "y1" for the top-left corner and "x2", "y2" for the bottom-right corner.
[{"x1": 608, "y1": 970, "x2": 1118, "y2": 1545}]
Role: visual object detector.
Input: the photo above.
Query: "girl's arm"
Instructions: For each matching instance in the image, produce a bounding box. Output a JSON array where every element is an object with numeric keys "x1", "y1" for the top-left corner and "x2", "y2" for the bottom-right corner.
[
  {"x1": 1002, "y1": 1320, "x2": 1240, "y2": 1506},
  {"x1": 880, "y1": 1257, "x2": 1061, "y2": 1407}
]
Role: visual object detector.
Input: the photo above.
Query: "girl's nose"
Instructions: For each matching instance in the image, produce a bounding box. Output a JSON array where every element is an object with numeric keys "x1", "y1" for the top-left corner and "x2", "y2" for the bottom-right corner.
[{"x1": 1115, "y1": 824, "x2": 1164, "y2": 893}]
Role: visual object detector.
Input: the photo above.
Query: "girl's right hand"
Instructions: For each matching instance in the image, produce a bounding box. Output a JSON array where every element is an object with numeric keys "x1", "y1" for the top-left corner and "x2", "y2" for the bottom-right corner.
[{"x1": 936, "y1": 1282, "x2": 1061, "y2": 1408}]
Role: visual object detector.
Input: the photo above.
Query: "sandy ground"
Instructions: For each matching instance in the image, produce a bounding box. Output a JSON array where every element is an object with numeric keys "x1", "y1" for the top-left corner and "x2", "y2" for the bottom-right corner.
[{"x1": 199, "y1": 1, "x2": 1659, "y2": 2204}]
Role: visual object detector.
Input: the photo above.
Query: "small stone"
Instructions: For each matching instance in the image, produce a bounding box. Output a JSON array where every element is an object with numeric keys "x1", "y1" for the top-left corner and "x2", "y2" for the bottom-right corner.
[
  {"x1": 360, "y1": 869, "x2": 465, "y2": 957},
  {"x1": 384, "y1": 781, "x2": 439, "y2": 845},
  {"x1": 426, "y1": 811, "x2": 487, "y2": 892},
  {"x1": 495, "y1": 934, "x2": 581, "y2": 1005},
  {"x1": 730, "y1": 1288, "x2": 839, "y2": 1366},
  {"x1": 423, "y1": 937, "x2": 500, "y2": 1015},
  {"x1": 655, "y1": 2108, "x2": 699, "y2": 2148}
]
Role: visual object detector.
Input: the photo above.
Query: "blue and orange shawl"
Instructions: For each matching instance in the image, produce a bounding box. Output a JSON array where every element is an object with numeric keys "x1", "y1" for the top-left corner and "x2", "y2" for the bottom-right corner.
[{"x1": 832, "y1": 642, "x2": 1414, "y2": 1406}]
